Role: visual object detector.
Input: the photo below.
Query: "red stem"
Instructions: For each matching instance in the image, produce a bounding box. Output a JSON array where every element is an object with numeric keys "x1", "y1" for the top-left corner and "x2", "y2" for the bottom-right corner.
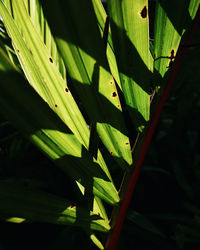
[{"x1": 107, "y1": 9, "x2": 200, "y2": 250}]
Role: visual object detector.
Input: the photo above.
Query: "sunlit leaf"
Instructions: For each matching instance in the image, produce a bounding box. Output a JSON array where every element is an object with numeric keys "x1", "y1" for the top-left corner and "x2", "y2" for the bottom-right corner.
[
  {"x1": 107, "y1": 0, "x2": 151, "y2": 132},
  {"x1": 0, "y1": 181, "x2": 111, "y2": 232},
  {"x1": 153, "y1": 0, "x2": 200, "y2": 90},
  {"x1": 40, "y1": 0, "x2": 133, "y2": 167}
]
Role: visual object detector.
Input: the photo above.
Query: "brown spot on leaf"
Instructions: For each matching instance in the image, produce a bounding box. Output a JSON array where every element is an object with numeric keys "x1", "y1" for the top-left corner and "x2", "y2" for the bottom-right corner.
[
  {"x1": 168, "y1": 49, "x2": 175, "y2": 68},
  {"x1": 125, "y1": 142, "x2": 129, "y2": 145},
  {"x1": 110, "y1": 152, "x2": 113, "y2": 155},
  {"x1": 55, "y1": 104, "x2": 58, "y2": 108},
  {"x1": 29, "y1": 49, "x2": 33, "y2": 55},
  {"x1": 112, "y1": 92, "x2": 117, "y2": 97},
  {"x1": 170, "y1": 49, "x2": 175, "y2": 60},
  {"x1": 70, "y1": 205, "x2": 75, "y2": 208},
  {"x1": 49, "y1": 57, "x2": 53, "y2": 63},
  {"x1": 65, "y1": 88, "x2": 69, "y2": 92},
  {"x1": 16, "y1": 49, "x2": 19, "y2": 53},
  {"x1": 140, "y1": 6, "x2": 147, "y2": 18}
]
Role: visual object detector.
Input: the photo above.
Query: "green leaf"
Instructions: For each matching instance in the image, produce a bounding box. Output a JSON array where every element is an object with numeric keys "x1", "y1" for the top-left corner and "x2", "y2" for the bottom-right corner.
[
  {"x1": 107, "y1": 0, "x2": 151, "y2": 132},
  {"x1": 153, "y1": 0, "x2": 200, "y2": 90},
  {"x1": 0, "y1": 44, "x2": 15, "y2": 71},
  {"x1": 0, "y1": 180, "x2": 111, "y2": 232},
  {"x1": 90, "y1": 233, "x2": 104, "y2": 250},
  {"x1": 0, "y1": 0, "x2": 121, "y2": 205},
  {"x1": 0, "y1": 50, "x2": 119, "y2": 205},
  {"x1": 92, "y1": 0, "x2": 121, "y2": 87},
  {"x1": 0, "y1": 0, "x2": 90, "y2": 148},
  {"x1": 188, "y1": 0, "x2": 200, "y2": 19},
  {"x1": 27, "y1": 0, "x2": 67, "y2": 80},
  {"x1": 40, "y1": 0, "x2": 133, "y2": 168}
]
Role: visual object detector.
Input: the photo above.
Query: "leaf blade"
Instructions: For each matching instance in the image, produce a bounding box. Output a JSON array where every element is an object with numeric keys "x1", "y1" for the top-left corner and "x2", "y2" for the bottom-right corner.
[
  {"x1": 40, "y1": 0, "x2": 133, "y2": 167},
  {"x1": 0, "y1": 48, "x2": 119, "y2": 205},
  {"x1": 0, "y1": 181, "x2": 111, "y2": 232},
  {"x1": 154, "y1": 0, "x2": 200, "y2": 89},
  {"x1": 107, "y1": 0, "x2": 151, "y2": 131}
]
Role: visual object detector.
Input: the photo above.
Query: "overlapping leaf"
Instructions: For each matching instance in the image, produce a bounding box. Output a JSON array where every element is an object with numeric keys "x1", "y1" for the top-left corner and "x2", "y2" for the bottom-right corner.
[
  {"x1": 0, "y1": 0, "x2": 199, "y2": 249},
  {"x1": 27, "y1": 0, "x2": 66, "y2": 80},
  {"x1": 92, "y1": 0, "x2": 121, "y2": 87},
  {"x1": 3, "y1": 0, "x2": 66, "y2": 78},
  {"x1": 0, "y1": 1, "x2": 120, "y2": 205},
  {"x1": 40, "y1": 0, "x2": 133, "y2": 168},
  {"x1": 15, "y1": 0, "x2": 115, "y2": 216},
  {"x1": 0, "y1": 181, "x2": 110, "y2": 232},
  {"x1": 0, "y1": 68, "x2": 119, "y2": 205},
  {"x1": 154, "y1": 0, "x2": 200, "y2": 90},
  {"x1": 1, "y1": 0, "x2": 90, "y2": 148},
  {"x1": 107, "y1": 0, "x2": 151, "y2": 132}
]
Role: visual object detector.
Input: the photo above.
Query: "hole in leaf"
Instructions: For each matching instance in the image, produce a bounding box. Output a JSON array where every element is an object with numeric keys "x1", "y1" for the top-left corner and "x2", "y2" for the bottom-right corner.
[
  {"x1": 55, "y1": 104, "x2": 58, "y2": 108},
  {"x1": 112, "y1": 92, "x2": 117, "y2": 97},
  {"x1": 49, "y1": 57, "x2": 53, "y2": 63},
  {"x1": 65, "y1": 88, "x2": 69, "y2": 92},
  {"x1": 140, "y1": 6, "x2": 147, "y2": 18}
]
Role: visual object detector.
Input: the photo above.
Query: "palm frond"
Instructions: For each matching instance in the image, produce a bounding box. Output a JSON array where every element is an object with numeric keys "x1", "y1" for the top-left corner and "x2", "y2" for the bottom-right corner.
[{"x1": 107, "y1": 0, "x2": 151, "y2": 132}]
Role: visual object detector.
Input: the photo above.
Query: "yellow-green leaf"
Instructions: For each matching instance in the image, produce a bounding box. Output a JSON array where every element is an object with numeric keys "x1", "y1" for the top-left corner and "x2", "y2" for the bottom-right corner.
[
  {"x1": 40, "y1": 0, "x2": 133, "y2": 167},
  {"x1": 0, "y1": 181, "x2": 111, "y2": 232},
  {"x1": 154, "y1": 0, "x2": 200, "y2": 90},
  {"x1": 107, "y1": 0, "x2": 151, "y2": 132}
]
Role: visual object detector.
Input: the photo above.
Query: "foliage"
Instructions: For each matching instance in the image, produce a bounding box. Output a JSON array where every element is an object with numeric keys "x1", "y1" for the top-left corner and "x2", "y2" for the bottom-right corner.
[
  {"x1": 0, "y1": 0, "x2": 199, "y2": 249},
  {"x1": 120, "y1": 27, "x2": 200, "y2": 249}
]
